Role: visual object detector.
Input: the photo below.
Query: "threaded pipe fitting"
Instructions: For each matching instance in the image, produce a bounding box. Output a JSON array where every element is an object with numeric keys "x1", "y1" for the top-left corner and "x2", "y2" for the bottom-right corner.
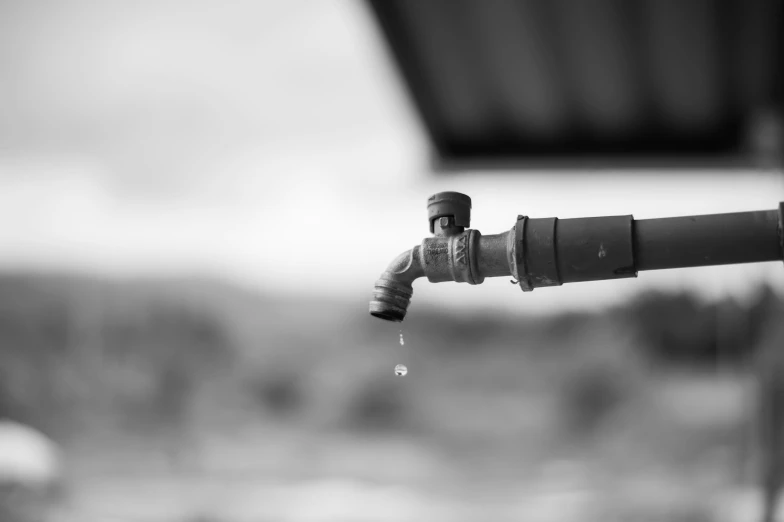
[{"x1": 369, "y1": 278, "x2": 414, "y2": 322}]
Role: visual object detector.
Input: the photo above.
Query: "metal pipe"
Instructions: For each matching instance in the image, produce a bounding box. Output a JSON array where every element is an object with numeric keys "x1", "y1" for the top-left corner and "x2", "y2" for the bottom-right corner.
[
  {"x1": 369, "y1": 192, "x2": 784, "y2": 322},
  {"x1": 477, "y1": 232, "x2": 512, "y2": 278},
  {"x1": 633, "y1": 210, "x2": 781, "y2": 270}
]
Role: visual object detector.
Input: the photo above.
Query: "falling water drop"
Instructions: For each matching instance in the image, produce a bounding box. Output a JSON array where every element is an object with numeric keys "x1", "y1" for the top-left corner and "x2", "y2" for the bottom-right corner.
[
  {"x1": 399, "y1": 332, "x2": 405, "y2": 346},
  {"x1": 394, "y1": 364, "x2": 408, "y2": 376}
]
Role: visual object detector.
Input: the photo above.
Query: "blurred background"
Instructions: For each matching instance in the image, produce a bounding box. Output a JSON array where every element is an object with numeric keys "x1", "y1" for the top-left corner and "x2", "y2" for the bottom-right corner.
[{"x1": 0, "y1": 0, "x2": 783, "y2": 521}]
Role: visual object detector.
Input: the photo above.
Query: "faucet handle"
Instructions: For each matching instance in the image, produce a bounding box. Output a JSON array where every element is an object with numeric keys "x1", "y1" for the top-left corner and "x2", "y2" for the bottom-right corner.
[{"x1": 427, "y1": 191, "x2": 471, "y2": 234}]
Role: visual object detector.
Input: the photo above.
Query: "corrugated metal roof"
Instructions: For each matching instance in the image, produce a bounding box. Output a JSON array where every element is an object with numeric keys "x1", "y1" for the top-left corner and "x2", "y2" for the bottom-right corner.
[{"x1": 366, "y1": 0, "x2": 784, "y2": 170}]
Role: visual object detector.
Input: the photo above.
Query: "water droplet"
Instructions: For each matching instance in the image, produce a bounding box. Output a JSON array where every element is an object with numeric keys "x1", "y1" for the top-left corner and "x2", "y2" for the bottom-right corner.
[
  {"x1": 394, "y1": 364, "x2": 408, "y2": 376},
  {"x1": 399, "y1": 333, "x2": 405, "y2": 346}
]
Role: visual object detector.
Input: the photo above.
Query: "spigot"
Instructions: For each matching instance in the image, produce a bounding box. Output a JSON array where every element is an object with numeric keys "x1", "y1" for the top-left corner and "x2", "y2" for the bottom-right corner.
[
  {"x1": 369, "y1": 191, "x2": 511, "y2": 322},
  {"x1": 369, "y1": 192, "x2": 784, "y2": 323}
]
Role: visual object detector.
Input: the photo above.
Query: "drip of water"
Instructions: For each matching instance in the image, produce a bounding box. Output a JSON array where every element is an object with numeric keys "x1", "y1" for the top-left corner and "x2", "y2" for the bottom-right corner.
[
  {"x1": 399, "y1": 332, "x2": 405, "y2": 346},
  {"x1": 394, "y1": 364, "x2": 408, "y2": 376}
]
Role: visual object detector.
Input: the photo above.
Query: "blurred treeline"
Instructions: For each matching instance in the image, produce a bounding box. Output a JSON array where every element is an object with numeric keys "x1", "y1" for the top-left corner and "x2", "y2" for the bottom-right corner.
[
  {"x1": 0, "y1": 271, "x2": 779, "y2": 465},
  {"x1": 620, "y1": 285, "x2": 781, "y2": 369}
]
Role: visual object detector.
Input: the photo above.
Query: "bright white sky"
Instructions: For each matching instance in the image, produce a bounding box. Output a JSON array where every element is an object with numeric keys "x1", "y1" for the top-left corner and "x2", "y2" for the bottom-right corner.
[{"x1": 0, "y1": 0, "x2": 781, "y2": 315}]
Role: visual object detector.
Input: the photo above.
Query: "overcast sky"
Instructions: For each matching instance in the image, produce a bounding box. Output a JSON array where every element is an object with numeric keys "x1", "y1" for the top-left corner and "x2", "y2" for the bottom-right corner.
[{"x1": 0, "y1": 0, "x2": 782, "y2": 315}]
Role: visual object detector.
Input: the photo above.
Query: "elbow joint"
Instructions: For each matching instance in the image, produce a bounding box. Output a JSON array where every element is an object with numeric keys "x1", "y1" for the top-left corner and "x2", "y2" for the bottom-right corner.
[{"x1": 369, "y1": 246, "x2": 424, "y2": 323}]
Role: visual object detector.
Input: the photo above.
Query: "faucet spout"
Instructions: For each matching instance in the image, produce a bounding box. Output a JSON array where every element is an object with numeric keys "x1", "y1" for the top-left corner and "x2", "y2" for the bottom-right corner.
[{"x1": 369, "y1": 246, "x2": 425, "y2": 322}]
